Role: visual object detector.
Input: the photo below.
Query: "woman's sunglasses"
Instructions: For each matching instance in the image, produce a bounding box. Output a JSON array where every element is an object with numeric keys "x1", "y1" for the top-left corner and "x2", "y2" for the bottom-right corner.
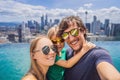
[
  {"x1": 51, "y1": 38, "x2": 64, "y2": 44},
  {"x1": 42, "y1": 45, "x2": 58, "y2": 55},
  {"x1": 62, "y1": 28, "x2": 79, "y2": 40},
  {"x1": 34, "y1": 45, "x2": 58, "y2": 55}
]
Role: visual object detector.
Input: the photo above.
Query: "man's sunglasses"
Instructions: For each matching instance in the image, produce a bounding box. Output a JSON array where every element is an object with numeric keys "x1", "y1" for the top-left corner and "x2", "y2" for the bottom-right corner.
[
  {"x1": 34, "y1": 45, "x2": 58, "y2": 55},
  {"x1": 51, "y1": 38, "x2": 64, "y2": 44},
  {"x1": 62, "y1": 28, "x2": 79, "y2": 40}
]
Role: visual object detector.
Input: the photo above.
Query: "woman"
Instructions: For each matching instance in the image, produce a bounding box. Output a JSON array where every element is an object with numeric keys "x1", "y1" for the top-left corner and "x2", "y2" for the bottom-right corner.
[
  {"x1": 22, "y1": 36, "x2": 57, "y2": 80},
  {"x1": 47, "y1": 25, "x2": 95, "y2": 80}
]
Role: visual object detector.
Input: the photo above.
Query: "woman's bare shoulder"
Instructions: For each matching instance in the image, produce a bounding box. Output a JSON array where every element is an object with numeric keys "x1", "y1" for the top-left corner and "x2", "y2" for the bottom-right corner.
[{"x1": 22, "y1": 73, "x2": 37, "y2": 80}]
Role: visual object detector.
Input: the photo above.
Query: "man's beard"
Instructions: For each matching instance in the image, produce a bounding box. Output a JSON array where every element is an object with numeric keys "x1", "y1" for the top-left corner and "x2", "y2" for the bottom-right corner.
[{"x1": 74, "y1": 46, "x2": 82, "y2": 54}]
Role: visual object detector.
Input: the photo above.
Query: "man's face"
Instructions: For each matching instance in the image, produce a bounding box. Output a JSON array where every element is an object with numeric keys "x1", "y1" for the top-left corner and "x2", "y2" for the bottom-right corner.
[{"x1": 63, "y1": 22, "x2": 85, "y2": 52}]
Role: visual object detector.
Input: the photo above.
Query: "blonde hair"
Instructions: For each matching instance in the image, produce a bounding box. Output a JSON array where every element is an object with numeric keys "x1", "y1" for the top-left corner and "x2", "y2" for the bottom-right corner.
[
  {"x1": 47, "y1": 25, "x2": 64, "y2": 55},
  {"x1": 47, "y1": 25, "x2": 59, "y2": 39},
  {"x1": 28, "y1": 35, "x2": 47, "y2": 80}
]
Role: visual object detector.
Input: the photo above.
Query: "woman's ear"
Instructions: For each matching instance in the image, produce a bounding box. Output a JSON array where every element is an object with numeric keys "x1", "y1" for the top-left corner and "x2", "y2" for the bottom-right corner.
[{"x1": 31, "y1": 52, "x2": 37, "y2": 60}]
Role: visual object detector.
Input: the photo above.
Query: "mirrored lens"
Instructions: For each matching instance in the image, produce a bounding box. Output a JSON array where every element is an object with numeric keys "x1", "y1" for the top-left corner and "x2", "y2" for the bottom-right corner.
[
  {"x1": 52, "y1": 40, "x2": 57, "y2": 44},
  {"x1": 51, "y1": 45, "x2": 58, "y2": 54},
  {"x1": 52, "y1": 39, "x2": 64, "y2": 44},
  {"x1": 62, "y1": 32, "x2": 69, "y2": 39},
  {"x1": 42, "y1": 46, "x2": 50, "y2": 55},
  {"x1": 71, "y1": 28, "x2": 79, "y2": 36}
]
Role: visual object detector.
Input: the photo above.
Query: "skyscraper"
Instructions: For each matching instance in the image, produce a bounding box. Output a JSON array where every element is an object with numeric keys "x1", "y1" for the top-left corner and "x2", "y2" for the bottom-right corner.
[
  {"x1": 91, "y1": 15, "x2": 101, "y2": 35},
  {"x1": 41, "y1": 15, "x2": 45, "y2": 30},
  {"x1": 104, "y1": 19, "x2": 110, "y2": 36},
  {"x1": 45, "y1": 14, "x2": 48, "y2": 26}
]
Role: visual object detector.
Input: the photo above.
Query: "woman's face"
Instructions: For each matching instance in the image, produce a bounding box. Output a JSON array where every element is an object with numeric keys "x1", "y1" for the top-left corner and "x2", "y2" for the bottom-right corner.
[
  {"x1": 51, "y1": 34, "x2": 64, "y2": 52},
  {"x1": 34, "y1": 38, "x2": 56, "y2": 66}
]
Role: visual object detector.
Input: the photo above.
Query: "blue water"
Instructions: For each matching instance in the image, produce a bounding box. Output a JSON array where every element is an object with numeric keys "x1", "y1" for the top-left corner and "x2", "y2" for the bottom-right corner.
[{"x1": 0, "y1": 41, "x2": 120, "y2": 80}]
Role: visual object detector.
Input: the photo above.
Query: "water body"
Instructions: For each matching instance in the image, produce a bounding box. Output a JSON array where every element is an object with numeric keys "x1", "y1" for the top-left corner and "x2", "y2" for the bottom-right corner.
[{"x1": 0, "y1": 41, "x2": 120, "y2": 80}]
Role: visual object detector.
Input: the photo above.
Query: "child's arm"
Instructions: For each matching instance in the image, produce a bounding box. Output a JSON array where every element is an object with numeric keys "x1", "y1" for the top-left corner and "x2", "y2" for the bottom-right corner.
[{"x1": 55, "y1": 42, "x2": 95, "y2": 68}]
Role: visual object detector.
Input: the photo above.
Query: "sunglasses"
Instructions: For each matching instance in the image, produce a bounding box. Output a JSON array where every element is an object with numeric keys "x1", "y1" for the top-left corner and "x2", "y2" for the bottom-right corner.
[
  {"x1": 51, "y1": 38, "x2": 64, "y2": 44},
  {"x1": 62, "y1": 28, "x2": 79, "y2": 40},
  {"x1": 34, "y1": 45, "x2": 58, "y2": 55}
]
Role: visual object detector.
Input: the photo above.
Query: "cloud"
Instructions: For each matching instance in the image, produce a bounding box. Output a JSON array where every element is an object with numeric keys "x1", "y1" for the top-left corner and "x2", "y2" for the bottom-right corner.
[
  {"x1": 0, "y1": 0, "x2": 46, "y2": 22},
  {"x1": 93, "y1": 6, "x2": 120, "y2": 23},
  {"x1": 84, "y1": 3, "x2": 93, "y2": 8},
  {"x1": 0, "y1": 1, "x2": 120, "y2": 23}
]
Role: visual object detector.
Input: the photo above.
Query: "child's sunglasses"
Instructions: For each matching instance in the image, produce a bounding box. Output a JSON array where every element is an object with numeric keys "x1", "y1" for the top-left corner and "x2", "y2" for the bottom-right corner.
[{"x1": 51, "y1": 38, "x2": 64, "y2": 44}]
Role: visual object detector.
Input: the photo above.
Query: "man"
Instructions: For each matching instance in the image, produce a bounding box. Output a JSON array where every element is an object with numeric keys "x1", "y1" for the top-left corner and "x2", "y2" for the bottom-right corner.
[{"x1": 57, "y1": 16, "x2": 120, "y2": 80}]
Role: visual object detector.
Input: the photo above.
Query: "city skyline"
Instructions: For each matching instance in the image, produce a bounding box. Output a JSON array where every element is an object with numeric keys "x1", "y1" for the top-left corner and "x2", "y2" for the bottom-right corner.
[{"x1": 0, "y1": 0, "x2": 120, "y2": 23}]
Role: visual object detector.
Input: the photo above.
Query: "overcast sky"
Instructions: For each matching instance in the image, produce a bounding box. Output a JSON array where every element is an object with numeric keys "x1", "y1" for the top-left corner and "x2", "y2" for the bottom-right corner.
[{"x1": 0, "y1": 0, "x2": 120, "y2": 23}]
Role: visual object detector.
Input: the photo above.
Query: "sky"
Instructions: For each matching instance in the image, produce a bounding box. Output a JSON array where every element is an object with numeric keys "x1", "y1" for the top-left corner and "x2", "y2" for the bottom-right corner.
[{"x1": 0, "y1": 0, "x2": 120, "y2": 23}]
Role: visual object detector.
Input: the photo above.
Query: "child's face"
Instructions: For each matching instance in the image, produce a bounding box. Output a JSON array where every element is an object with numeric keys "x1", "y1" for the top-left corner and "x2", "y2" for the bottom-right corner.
[{"x1": 51, "y1": 35, "x2": 64, "y2": 52}]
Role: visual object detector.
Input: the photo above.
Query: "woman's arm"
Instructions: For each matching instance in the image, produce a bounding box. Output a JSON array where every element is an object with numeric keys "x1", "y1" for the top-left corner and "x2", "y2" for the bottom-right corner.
[{"x1": 56, "y1": 42, "x2": 95, "y2": 68}]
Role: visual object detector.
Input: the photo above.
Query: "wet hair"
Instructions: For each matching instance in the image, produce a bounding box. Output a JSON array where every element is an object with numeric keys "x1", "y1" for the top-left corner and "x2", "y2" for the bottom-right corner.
[{"x1": 57, "y1": 15, "x2": 87, "y2": 39}]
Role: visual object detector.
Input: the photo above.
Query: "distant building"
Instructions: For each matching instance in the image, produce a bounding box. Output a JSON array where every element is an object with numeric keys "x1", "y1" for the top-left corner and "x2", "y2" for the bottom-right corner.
[
  {"x1": 91, "y1": 16, "x2": 101, "y2": 35},
  {"x1": 17, "y1": 25, "x2": 22, "y2": 42},
  {"x1": 85, "y1": 23, "x2": 90, "y2": 32},
  {"x1": 110, "y1": 23, "x2": 120, "y2": 36},
  {"x1": 33, "y1": 21, "x2": 40, "y2": 33},
  {"x1": 104, "y1": 19, "x2": 110, "y2": 36},
  {"x1": 40, "y1": 14, "x2": 60, "y2": 31},
  {"x1": 45, "y1": 14, "x2": 48, "y2": 26},
  {"x1": 40, "y1": 15, "x2": 45, "y2": 30},
  {"x1": 54, "y1": 19, "x2": 60, "y2": 25},
  {"x1": 0, "y1": 36, "x2": 9, "y2": 43},
  {"x1": 7, "y1": 34, "x2": 16, "y2": 42}
]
